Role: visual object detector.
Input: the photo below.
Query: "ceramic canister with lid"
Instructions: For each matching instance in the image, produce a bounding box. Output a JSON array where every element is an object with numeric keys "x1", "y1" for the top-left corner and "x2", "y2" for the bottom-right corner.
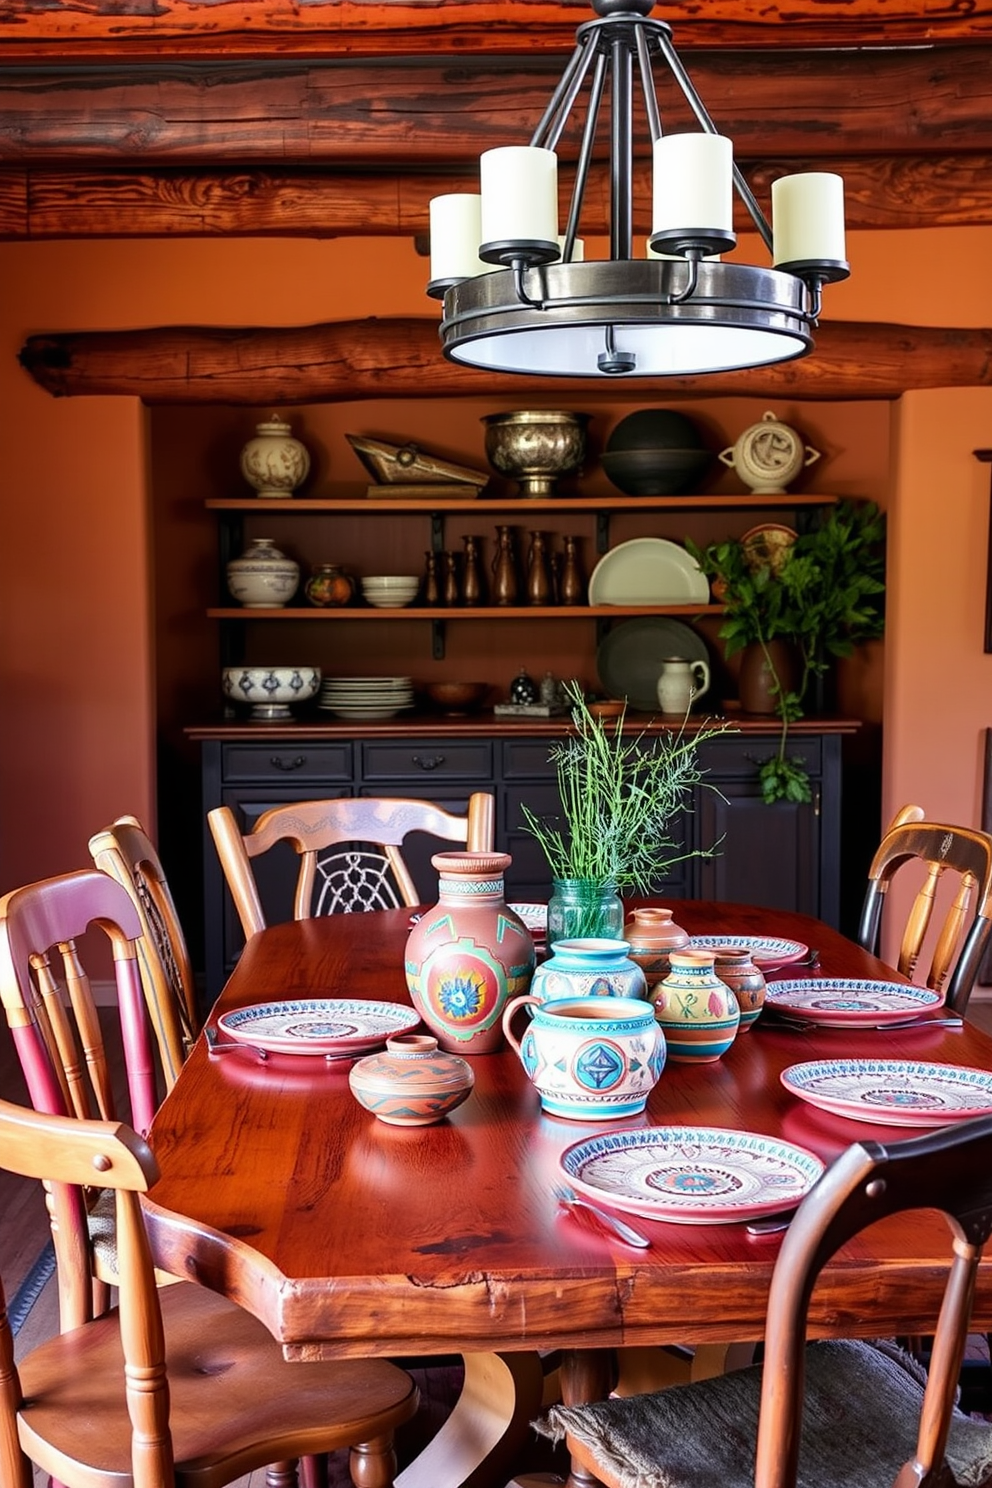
[
  {"x1": 651, "y1": 950, "x2": 740, "y2": 1062},
  {"x1": 225, "y1": 537, "x2": 300, "y2": 608},
  {"x1": 404, "y1": 851, "x2": 535, "y2": 1053},
  {"x1": 240, "y1": 416, "x2": 311, "y2": 497},
  {"x1": 348, "y1": 1034, "x2": 474, "y2": 1125}
]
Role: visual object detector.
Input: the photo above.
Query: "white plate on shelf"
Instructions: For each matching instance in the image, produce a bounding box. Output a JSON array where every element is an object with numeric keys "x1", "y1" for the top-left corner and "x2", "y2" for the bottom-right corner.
[
  {"x1": 588, "y1": 538, "x2": 710, "y2": 607},
  {"x1": 559, "y1": 1126, "x2": 824, "y2": 1225},
  {"x1": 597, "y1": 618, "x2": 711, "y2": 712},
  {"x1": 781, "y1": 1058, "x2": 992, "y2": 1127},
  {"x1": 764, "y1": 979, "x2": 942, "y2": 1028}
]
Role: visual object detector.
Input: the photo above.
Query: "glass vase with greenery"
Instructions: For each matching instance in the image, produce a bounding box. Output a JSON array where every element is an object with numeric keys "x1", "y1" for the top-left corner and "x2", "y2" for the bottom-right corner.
[
  {"x1": 521, "y1": 681, "x2": 733, "y2": 937},
  {"x1": 687, "y1": 498, "x2": 886, "y2": 804}
]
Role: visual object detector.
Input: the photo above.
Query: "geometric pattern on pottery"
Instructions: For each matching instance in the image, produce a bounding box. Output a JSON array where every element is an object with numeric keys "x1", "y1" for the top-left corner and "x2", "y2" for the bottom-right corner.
[
  {"x1": 440, "y1": 878, "x2": 504, "y2": 898},
  {"x1": 410, "y1": 938, "x2": 513, "y2": 1039},
  {"x1": 532, "y1": 967, "x2": 641, "y2": 1002},
  {"x1": 572, "y1": 1039, "x2": 626, "y2": 1091},
  {"x1": 423, "y1": 914, "x2": 457, "y2": 939}
]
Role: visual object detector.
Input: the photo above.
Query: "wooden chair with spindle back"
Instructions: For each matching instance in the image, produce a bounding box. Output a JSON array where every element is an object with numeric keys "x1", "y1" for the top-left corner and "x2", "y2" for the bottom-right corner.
[
  {"x1": 540, "y1": 1117, "x2": 992, "y2": 1488},
  {"x1": 857, "y1": 804, "x2": 992, "y2": 1014},
  {"x1": 208, "y1": 792, "x2": 496, "y2": 940},
  {"x1": 0, "y1": 1098, "x2": 419, "y2": 1488},
  {"x1": 88, "y1": 814, "x2": 199, "y2": 1093}
]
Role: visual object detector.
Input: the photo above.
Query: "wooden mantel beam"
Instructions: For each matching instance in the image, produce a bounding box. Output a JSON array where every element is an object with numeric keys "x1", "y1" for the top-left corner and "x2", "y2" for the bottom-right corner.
[
  {"x1": 0, "y1": 0, "x2": 991, "y2": 63},
  {"x1": 19, "y1": 318, "x2": 992, "y2": 404}
]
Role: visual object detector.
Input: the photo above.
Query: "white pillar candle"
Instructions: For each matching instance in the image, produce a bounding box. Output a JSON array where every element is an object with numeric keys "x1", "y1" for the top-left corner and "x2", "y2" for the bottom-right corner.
[
  {"x1": 558, "y1": 235, "x2": 585, "y2": 262},
  {"x1": 772, "y1": 172, "x2": 846, "y2": 265},
  {"x1": 429, "y1": 193, "x2": 489, "y2": 282},
  {"x1": 480, "y1": 146, "x2": 558, "y2": 246},
  {"x1": 652, "y1": 134, "x2": 733, "y2": 236}
]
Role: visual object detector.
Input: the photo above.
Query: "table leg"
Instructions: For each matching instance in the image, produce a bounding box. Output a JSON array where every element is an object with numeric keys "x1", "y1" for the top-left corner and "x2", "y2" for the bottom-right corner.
[
  {"x1": 396, "y1": 1351, "x2": 546, "y2": 1488},
  {"x1": 557, "y1": 1348, "x2": 613, "y2": 1488}
]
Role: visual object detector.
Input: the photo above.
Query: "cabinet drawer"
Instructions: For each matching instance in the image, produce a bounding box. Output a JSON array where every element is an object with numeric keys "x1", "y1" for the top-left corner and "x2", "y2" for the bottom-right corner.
[
  {"x1": 698, "y1": 737, "x2": 822, "y2": 778},
  {"x1": 221, "y1": 743, "x2": 353, "y2": 783},
  {"x1": 501, "y1": 741, "x2": 556, "y2": 780},
  {"x1": 361, "y1": 741, "x2": 493, "y2": 781}
]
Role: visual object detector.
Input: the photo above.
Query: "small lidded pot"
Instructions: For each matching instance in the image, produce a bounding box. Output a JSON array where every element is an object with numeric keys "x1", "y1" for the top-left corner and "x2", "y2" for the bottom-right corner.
[
  {"x1": 651, "y1": 950, "x2": 740, "y2": 1063},
  {"x1": 624, "y1": 907, "x2": 690, "y2": 995},
  {"x1": 240, "y1": 415, "x2": 311, "y2": 498},
  {"x1": 226, "y1": 537, "x2": 300, "y2": 608},
  {"x1": 712, "y1": 950, "x2": 766, "y2": 1032},
  {"x1": 348, "y1": 1034, "x2": 474, "y2": 1126},
  {"x1": 305, "y1": 564, "x2": 355, "y2": 608}
]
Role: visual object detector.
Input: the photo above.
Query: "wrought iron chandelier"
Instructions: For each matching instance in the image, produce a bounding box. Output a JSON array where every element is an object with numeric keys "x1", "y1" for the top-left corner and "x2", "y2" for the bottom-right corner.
[{"x1": 427, "y1": 0, "x2": 848, "y2": 378}]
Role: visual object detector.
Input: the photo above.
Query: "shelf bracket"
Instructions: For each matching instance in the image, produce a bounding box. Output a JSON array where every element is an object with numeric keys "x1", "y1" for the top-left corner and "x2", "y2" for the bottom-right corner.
[
  {"x1": 431, "y1": 619, "x2": 446, "y2": 660},
  {"x1": 431, "y1": 513, "x2": 444, "y2": 553},
  {"x1": 596, "y1": 512, "x2": 610, "y2": 555}
]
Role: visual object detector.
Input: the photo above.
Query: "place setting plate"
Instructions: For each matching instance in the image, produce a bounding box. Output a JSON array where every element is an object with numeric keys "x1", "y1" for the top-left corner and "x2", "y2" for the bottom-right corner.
[
  {"x1": 781, "y1": 1058, "x2": 992, "y2": 1127},
  {"x1": 558, "y1": 1126, "x2": 825, "y2": 1226},
  {"x1": 763, "y1": 978, "x2": 943, "y2": 1027},
  {"x1": 686, "y1": 934, "x2": 809, "y2": 968},
  {"x1": 508, "y1": 902, "x2": 548, "y2": 935},
  {"x1": 216, "y1": 999, "x2": 421, "y2": 1057}
]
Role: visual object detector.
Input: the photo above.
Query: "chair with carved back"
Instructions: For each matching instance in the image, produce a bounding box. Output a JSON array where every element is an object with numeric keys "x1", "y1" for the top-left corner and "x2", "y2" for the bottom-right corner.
[
  {"x1": 0, "y1": 1097, "x2": 419, "y2": 1488},
  {"x1": 857, "y1": 803, "x2": 992, "y2": 1014},
  {"x1": 88, "y1": 813, "x2": 199, "y2": 1093},
  {"x1": 208, "y1": 792, "x2": 496, "y2": 940},
  {"x1": 539, "y1": 1117, "x2": 992, "y2": 1488}
]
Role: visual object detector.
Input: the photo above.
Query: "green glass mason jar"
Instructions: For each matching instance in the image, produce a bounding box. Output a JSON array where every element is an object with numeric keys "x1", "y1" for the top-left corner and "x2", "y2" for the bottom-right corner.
[{"x1": 546, "y1": 879, "x2": 624, "y2": 946}]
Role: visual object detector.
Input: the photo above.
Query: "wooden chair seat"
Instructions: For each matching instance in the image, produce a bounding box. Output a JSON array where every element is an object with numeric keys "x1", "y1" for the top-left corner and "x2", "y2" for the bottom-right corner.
[
  {"x1": 208, "y1": 793, "x2": 496, "y2": 940},
  {"x1": 857, "y1": 805, "x2": 992, "y2": 1013},
  {"x1": 537, "y1": 1117, "x2": 992, "y2": 1488},
  {"x1": 0, "y1": 1100, "x2": 419, "y2": 1488}
]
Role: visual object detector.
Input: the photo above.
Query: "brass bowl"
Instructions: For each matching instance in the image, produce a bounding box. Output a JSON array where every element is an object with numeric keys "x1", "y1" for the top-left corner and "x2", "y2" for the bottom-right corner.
[{"x1": 482, "y1": 410, "x2": 588, "y2": 499}]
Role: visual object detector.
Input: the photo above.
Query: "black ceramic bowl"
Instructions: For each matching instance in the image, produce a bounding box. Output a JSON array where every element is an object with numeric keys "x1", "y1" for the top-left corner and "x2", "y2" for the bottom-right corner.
[
  {"x1": 601, "y1": 446, "x2": 712, "y2": 497},
  {"x1": 606, "y1": 408, "x2": 705, "y2": 454}
]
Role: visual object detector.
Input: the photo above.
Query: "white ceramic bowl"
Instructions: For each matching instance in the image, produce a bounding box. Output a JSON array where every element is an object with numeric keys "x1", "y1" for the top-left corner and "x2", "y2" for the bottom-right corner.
[
  {"x1": 362, "y1": 575, "x2": 420, "y2": 608},
  {"x1": 222, "y1": 665, "x2": 321, "y2": 720}
]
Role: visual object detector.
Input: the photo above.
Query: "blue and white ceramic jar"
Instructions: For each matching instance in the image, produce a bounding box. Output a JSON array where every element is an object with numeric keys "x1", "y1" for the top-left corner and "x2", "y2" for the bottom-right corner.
[{"x1": 529, "y1": 937, "x2": 647, "y2": 1006}]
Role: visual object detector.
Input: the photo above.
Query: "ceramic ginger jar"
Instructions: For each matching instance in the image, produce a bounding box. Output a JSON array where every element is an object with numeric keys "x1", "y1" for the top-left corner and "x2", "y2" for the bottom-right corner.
[
  {"x1": 404, "y1": 851, "x2": 534, "y2": 1054},
  {"x1": 651, "y1": 950, "x2": 740, "y2": 1062},
  {"x1": 348, "y1": 1034, "x2": 474, "y2": 1126},
  {"x1": 529, "y1": 937, "x2": 647, "y2": 1006},
  {"x1": 225, "y1": 537, "x2": 300, "y2": 608},
  {"x1": 240, "y1": 416, "x2": 311, "y2": 498},
  {"x1": 623, "y1": 907, "x2": 690, "y2": 993},
  {"x1": 712, "y1": 949, "x2": 766, "y2": 1032}
]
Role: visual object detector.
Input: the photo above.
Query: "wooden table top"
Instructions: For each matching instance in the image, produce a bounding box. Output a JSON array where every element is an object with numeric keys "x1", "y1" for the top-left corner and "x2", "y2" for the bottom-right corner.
[{"x1": 143, "y1": 901, "x2": 992, "y2": 1362}]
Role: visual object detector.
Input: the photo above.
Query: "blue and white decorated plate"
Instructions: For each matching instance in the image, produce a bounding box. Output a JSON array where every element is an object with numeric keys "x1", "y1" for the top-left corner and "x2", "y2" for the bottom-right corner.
[
  {"x1": 559, "y1": 1126, "x2": 824, "y2": 1225},
  {"x1": 217, "y1": 999, "x2": 420, "y2": 1056},
  {"x1": 687, "y1": 934, "x2": 808, "y2": 967},
  {"x1": 782, "y1": 1058, "x2": 992, "y2": 1127},
  {"x1": 764, "y1": 978, "x2": 941, "y2": 1027},
  {"x1": 508, "y1": 903, "x2": 548, "y2": 935}
]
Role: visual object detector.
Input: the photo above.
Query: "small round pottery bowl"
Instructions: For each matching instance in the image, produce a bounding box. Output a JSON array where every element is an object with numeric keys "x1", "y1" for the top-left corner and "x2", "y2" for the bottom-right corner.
[
  {"x1": 361, "y1": 575, "x2": 420, "y2": 608},
  {"x1": 221, "y1": 665, "x2": 321, "y2": 721},
  {"x1": 740, "y1": 523, "x2": 798, "y2": 576},
  {"x1": 586, "y1": 699, "x2": 625, "y2": 721},
  {"x1": 425, "y1": 681, "x2": 490, "y2": 714},
  {"x1": 349, "y1": 1034, "x2": 475, "y2": 1126}
]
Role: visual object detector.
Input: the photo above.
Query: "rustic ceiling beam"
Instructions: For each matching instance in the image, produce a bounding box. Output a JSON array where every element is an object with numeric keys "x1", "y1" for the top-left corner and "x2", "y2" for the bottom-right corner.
[
  {"x1": 0, "y1": 48, "x2": 989, "y2": 165},
  {"x1": 0, "y1": 0, "x2": 990, "y2": 62},
  {"x1": 4, "y1": 153, "x2": 992, "y2": 240},
  {"x1": 19, "y1": 317, "x2": 992, "y2": 404}
]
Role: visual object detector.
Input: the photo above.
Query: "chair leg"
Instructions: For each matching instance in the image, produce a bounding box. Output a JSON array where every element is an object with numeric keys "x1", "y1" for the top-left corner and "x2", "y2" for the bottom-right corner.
[
  {"x1": 301, "y1": 1455, "x2": 330, "y2": 1488},
  {"x1": 350, "y1": 1432, "x2": 397, "y2": 1488},
  {"x1": 265, "y1": 1462, "x2": 300, "y2": 1488}
]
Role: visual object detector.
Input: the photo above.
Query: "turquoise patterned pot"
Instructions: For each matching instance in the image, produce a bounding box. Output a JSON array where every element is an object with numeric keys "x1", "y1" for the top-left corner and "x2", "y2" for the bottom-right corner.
[{"x1": 530, "y1": 938, "x2": 648, "y2": 1005}]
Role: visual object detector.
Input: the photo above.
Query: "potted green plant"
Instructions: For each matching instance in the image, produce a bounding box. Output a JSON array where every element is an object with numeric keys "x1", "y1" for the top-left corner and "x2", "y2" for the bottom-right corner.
[
  {"x1": 687, "y1": 498, "x2": 886, "y2": 804},
  {"x1": 520, "y1": 681, "x2": 733, "y2": 939}
]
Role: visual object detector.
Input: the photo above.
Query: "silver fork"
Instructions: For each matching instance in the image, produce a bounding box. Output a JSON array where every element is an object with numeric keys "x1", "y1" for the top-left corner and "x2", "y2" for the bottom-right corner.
[{"x1": 553, "y1": 1183, "x2": 651, "y2": 1248}]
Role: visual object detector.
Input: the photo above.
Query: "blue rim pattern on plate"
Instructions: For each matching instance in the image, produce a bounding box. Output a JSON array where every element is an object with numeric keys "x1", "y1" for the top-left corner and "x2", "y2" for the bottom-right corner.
[
  {"x1": 559, "y1": 1125, "x2": 824, "y2": 1225},
  {"x1": 687, "y1": 934, "x2": 808, "y2": 966},
  {"x1": 781, "y1": 1058, "x2": 992, "y2": 1126},
  {"x1": 217, "y1": 999, "x2": 421, "y2": 1055},
  {"x1": 764, "y1": 978, "x2": 941, "y2": 1027}
]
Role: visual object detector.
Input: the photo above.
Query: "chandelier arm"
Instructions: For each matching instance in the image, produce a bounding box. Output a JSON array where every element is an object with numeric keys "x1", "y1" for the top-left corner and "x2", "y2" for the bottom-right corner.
[
  {"x1": 610, "y1": 33, "x2": 635, "y2": 260},
  {"x1": 563, "y1": 49, "x2": 609, "y2": 263},
  {"x1": 634, "y1": 24, "x2": 662, "y2": 145},
  {"x1": 530, "y1": 35, "x2": 596, "y2": 150},
  {"x1": 666, "y1": 253, "x2": 699, "y2": 305},
  {"x1": 655, "y1": 31, "x2": 774, "y2": 253},
  {"x1": 511, "y1": 262, "x2": 548, "y2": 310}
]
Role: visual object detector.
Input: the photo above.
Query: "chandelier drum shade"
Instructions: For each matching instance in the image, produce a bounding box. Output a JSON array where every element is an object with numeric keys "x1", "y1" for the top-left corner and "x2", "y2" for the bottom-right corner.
[{"x1": 427, "y1": 0, "x2": 849, "y2": 380}]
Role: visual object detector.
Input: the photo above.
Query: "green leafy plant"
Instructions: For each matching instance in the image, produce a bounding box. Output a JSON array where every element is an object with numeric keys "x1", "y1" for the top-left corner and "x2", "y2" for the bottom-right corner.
[
  {"x1": 520, "y1": 681, "x2": 734, "y2": 893},
  {"x1": 687, "y1": 499, "x2": 886, "y2": 804}
]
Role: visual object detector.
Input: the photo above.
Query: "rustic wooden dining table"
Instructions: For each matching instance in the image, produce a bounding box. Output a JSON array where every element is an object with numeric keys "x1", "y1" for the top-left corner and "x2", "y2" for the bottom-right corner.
[{"x1": 142, "y1": 901, "x2": 992, "y2": 1488}]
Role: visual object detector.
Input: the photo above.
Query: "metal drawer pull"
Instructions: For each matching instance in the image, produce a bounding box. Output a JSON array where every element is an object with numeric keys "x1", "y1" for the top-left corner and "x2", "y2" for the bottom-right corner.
[
  {"x1": 270, "y1": 755, "x2": 307, "y2": 771},
  {"x1": 412, "y1": 754, "x2": 446, "y2": 771}
]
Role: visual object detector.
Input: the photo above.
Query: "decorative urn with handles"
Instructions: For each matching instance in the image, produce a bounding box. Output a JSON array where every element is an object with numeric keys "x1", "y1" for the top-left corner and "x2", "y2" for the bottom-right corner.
[{"x1": 719, "y1": 410, "x2": 821, "y2": 495}]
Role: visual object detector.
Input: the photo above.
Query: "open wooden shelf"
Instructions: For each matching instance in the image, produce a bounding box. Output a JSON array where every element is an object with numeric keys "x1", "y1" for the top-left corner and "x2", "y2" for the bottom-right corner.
[
  {"x1": 207, "y1": 603, "x2": 726, "y2": 620},
  {"x1": 207, "y1": 493, "x2": 839, "y2": 515}
]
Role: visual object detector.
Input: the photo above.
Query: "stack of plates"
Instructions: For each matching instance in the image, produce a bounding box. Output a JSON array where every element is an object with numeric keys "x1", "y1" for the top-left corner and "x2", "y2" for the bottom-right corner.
[{"x1": 318, "y1": 676, "x2": 415, "y2": 720}]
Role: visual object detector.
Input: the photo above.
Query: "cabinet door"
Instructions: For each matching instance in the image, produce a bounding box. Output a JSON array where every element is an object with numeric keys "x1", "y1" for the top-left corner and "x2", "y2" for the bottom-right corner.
[{"x1": 694, "y1": 779, "x2": 820, "y2": 917}]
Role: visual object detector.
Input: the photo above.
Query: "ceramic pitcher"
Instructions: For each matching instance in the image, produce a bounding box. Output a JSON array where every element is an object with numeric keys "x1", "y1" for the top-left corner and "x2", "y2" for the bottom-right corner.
[{"x1": 656, "y1": 657, "x2": 710, "y2": 716}]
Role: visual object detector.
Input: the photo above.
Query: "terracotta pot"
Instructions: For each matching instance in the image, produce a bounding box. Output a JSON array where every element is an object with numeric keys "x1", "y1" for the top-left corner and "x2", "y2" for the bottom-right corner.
[
  {"x1": 404, "y1": 851, "x2": 535, "y2": 1054},
  {"x1": 737, "y1": 639, "x2": 800, "y2": 715},
  {"x1": 624, "y1": 907, "x2": 690, "y2": 993},
  {"x1": 712, "y1": 950, "x2": 766, "y2": 1032},
  {"x1": 348, "y1": 1034, "x2": 474, "y2": 1126}
]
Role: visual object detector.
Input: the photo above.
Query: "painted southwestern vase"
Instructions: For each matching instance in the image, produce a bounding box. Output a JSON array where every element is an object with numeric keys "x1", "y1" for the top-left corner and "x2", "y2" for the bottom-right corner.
[
  {"x1": 651, "y1": 950, "x2": 741, "y2": 1062},
  {"x1": 405, "y1": 851, "x2": 535, "y2": 1053}
]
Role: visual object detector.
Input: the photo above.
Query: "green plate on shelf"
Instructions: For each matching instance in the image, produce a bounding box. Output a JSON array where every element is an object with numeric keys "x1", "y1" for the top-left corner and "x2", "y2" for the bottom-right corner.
[{"x1": 596, "y1": 618, "x2": 711, "y2": 712}]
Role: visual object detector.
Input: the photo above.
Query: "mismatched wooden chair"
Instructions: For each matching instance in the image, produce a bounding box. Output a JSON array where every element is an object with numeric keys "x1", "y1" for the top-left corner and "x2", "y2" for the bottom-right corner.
[
  {"x1": 540, "y1": 1117, "x2": 992, "y2": 1488},
  {"x1": 208, "y1": 792, "x2": 496, "y2": 940},
  {"x1": 857, "y1": 803, "x2": 992, "y2": 1014},
  {"x1": 88, "y1": 813, "x2": 199, "y2": 1092},
  {"x1": 0, "y1": 1098, "x2": 419, "y2": 1488}
]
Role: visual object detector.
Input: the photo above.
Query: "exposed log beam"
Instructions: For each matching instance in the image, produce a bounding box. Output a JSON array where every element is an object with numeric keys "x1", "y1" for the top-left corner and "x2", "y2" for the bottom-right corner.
[
  {"x1": 0, "y1": 0, "x2": 991, "y2": 63},
  {"x1": 19, "y1": 317, "x2": 992, "y2": 405},
  {"x1": 0, "y1": 49, "x2": 989, "y2": 165},
  {"x1": 3, "y1": 154, "x2": 992, "y2": 240}
]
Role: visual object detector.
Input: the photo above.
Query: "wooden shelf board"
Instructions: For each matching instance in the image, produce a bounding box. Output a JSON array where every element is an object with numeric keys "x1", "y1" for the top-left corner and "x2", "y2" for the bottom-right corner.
[
  {"x1": 206, "y1": 493, "x2": 838, "y2": 514},
  {"x1": 207, "y1": 604, "x2": 725, "y2": 620}
]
